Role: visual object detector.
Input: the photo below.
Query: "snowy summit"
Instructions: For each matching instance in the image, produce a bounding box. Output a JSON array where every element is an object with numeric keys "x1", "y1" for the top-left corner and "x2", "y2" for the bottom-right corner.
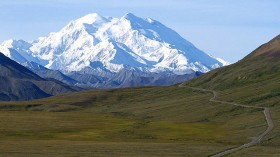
[{"x1": 0, "y1": 13, "x2": 227, "y2": 75}]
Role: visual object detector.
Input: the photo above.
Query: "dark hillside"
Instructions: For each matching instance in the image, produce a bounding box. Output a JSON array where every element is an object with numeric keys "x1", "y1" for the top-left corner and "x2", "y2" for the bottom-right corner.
[{"x1": 0, "y1": 52, "x2": 78, "y2": 101}]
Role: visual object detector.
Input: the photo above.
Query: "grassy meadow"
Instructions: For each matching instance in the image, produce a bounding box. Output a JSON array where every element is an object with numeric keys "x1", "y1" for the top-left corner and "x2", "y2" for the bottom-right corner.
[{"x1": 0, "y1": 86, "x2": 268, "y2": 156}]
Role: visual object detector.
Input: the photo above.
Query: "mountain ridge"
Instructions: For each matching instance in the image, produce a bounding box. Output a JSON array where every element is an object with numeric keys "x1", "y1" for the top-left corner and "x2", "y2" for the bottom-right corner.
[
  {"x1": 0, "y1": 13, "x2": 229, "y2": 88},
  {"x1": 1, "y1": 13, "x2": 228, "y2": 74},
  {"x1": 243, "y1": 34, "x2": 280, "y2": 60},
  {"x1": 0, "y1": 52, "x2": 79, "y2": 101}
]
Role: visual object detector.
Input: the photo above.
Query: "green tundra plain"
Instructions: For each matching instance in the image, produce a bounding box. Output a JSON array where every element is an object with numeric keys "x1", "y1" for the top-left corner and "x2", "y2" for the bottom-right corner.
[{"x1": 0, "y1": 84, "x2": 276, "y2": 157}]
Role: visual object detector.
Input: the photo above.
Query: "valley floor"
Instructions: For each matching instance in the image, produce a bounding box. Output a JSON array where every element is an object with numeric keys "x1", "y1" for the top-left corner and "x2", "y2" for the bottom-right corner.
[{"x1": 0, "y1": 86, "x2": 277, "y2": 156}]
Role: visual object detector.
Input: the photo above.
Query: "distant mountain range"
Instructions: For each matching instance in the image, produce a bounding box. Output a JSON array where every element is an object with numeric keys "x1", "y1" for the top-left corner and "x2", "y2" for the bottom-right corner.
[
  {"x1": 0, "y1": 52, "x2": 79, "y2": 101},
  {"x1": 0, "y1": 13, "x2": 229, "y2": 88}
]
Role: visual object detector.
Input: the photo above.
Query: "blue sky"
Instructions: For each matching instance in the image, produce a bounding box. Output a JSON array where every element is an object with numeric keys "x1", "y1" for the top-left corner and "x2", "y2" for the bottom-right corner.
[{"x1": 0, "y1": 0, "x2": 279, "y2": 62}]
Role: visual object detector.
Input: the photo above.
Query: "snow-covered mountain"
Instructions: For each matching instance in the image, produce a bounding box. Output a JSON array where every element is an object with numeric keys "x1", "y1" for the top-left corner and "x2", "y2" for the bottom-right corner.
[
  {"x1": 0, "y1": 13, "x2": 230, "y2": 88},
  {"x1": 1, "y1": 13, "x2": 227, "y2": 75}
]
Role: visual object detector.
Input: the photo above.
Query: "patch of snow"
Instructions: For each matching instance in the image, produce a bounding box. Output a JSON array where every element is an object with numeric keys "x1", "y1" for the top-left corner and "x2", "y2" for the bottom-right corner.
[{"x1": 216, "y1": 58, "x2": 231, "y2": 66}]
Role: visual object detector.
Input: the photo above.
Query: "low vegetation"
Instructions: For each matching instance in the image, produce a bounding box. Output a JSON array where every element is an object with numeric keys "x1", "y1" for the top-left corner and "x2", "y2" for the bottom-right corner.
[
  {"x1": 0, "y1": 86, "x2": 268, "y2": 156},
  {"x1": 187, "y1": 36, "x2": 280, "y2": 156}
]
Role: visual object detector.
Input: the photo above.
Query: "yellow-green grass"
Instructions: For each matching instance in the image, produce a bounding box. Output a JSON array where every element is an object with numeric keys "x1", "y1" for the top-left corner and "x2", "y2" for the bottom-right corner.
[
  {"x1": 186, "y1": 51, "x2": 280, "y2": 156},
  {"x1": 0, "y1": 140, "x2": 230, "y2": 157},
  {"x1": 227, "y1": 146, "x2": 280, "y2": 157},
  {"x1": 0, "y1": 86, "x2": 267, "y2": 156}
]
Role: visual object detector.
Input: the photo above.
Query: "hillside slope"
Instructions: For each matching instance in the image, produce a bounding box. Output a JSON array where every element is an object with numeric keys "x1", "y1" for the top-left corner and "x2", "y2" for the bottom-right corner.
[
  {"x1": 187, "y1": 34, "x2": 280, "y2": 156},
  {"x1": 188, "y1": 35, "x2": 280, "y2": 91},
  {"x1": 0, "y1": 52, "x2": 78, "y2": 101}
]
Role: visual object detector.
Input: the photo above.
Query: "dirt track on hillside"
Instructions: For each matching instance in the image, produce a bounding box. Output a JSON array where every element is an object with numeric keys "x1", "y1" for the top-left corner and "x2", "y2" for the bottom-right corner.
[{"x1": 179, "y1": 83, "x2": 274, "y2": 157}]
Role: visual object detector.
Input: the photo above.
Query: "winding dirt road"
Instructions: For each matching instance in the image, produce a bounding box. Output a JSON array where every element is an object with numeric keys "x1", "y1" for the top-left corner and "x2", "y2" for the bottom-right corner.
[{"x1": 179, "y1": 84, "x2": 274, "y2": 157}]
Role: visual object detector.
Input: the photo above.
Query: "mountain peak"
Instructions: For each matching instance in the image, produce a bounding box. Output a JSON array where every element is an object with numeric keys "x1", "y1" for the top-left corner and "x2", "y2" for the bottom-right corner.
[
  {"x1": 122, "y1": 13, "x2": 140, "y2": 21},
  {"x1": 1, "y1": 39, "x2": 31, "y2": 50},
  {"x1": 75, "y1": 13, "x2": 108, "y2": 24},
  {"x1": 146, "y1": 17, "x2": 155, "y2": 24},
  {"x1": 1, "y1": 13, "x2": 226, "y2": 75},
  {"x1": 1, "y1": 39, "x2": 13, "y2": 47}
]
